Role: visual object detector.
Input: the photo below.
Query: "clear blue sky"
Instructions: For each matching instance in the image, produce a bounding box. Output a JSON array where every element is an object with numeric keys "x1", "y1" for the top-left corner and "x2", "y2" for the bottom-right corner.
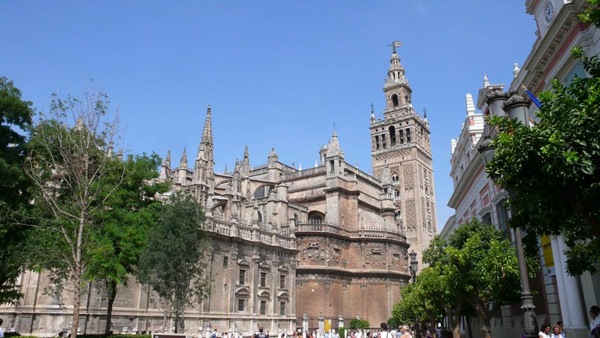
[{"x1": 1, "y1": 1, "x2": 537, "y2": 230}]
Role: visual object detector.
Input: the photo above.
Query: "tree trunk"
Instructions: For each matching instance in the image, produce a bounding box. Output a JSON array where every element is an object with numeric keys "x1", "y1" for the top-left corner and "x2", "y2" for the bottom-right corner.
[
  {"x1": 71, "y1": 269, "x2": 81, "y2": 338},
  {"x1": 478, "y1": 313, "x2": 491, "y2": 338},
  {"x1": 466, "y1": 317, "x2": 472, "y2": 338},
  {"x1": 452, "y1": 305, "x2": 462, "y2": 338},
  {"x1": 104, "y1": 280, "x2": 118, "y2": 334},
  {"x1": 71, "y1": 215, "x2": 86, "y2": 338}
]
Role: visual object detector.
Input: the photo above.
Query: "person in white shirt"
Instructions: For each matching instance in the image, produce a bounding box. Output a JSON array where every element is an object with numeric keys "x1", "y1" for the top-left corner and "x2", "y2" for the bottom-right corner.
[
  {"x1": 590, "y1": 305, "x2": 600, "y2": 337},
  {"x1": 378, "y1": 323, "x2": 390, "y2": 338},
  {"x1": 539, "y1": 323, "x2": 551, "y2": 338}
]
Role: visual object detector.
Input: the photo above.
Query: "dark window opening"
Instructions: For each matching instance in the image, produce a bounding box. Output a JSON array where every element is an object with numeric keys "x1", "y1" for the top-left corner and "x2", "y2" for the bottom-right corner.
[
  {"x1": 239, "y1": 269, "x2": 246, "y2": 285},
  {"x1": 260, "y1": 300, "x2": 267, "y2": 315},
  {"x1": 406, "y1": 128, "x2": 411, "y2": 142},
  {"x1": 375, "y1": 135, "x2": 380, "y2": 150},
  {"x1": 389, "y1": 126, "x2": 396, "y2": 146},
  {"x1": 260, "y1": 272, "x2": 267, "y2": 287},
  {"x1": 392, "y1": 94, "x2": 399, "y2": 107}
]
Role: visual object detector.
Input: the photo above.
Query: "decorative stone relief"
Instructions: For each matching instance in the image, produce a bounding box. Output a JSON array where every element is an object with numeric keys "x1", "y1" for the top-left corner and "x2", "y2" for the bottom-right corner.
[
  {"x1": 405, "y1": 200, "x2": 416, "y2": 231},
  {"x1": 301, "y1": 242, "x2": 325, "y2": 263},
  {"x1": 364, "y1": 248, "x2": 386, "y2": 268},
  {"x1": 403, "y1": 163, "x2": 414, "y2": 191}
]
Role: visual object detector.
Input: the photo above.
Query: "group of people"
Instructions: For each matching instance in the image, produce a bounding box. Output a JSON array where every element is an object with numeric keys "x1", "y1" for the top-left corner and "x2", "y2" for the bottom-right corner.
[
  {"x1": 538, "y1": 305, "x2": 600, "y2": 338},
  {"x1": 537, "y1": 322, "x2": 565, "y2": 338},
  {"x1": 371, "y1": 322, "x2": 413, "y2": 338}
]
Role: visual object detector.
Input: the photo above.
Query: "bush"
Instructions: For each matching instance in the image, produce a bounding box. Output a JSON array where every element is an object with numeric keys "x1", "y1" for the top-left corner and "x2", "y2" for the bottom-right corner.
[{"x1": 349, "y1": 319, "x2": 370, "y2": 330}]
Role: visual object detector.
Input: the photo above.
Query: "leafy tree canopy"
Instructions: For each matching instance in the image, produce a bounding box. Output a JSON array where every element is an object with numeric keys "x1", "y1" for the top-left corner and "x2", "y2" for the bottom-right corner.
[
  {"x1": 137, "y1": 192, "x2": 211, "y2": 333},
  {"x1": 487, "y1": 2, "x2": 600, "y2": 275},
  {"x1": 0, "y1": 76, "x2": 34, "y2": 304},
  {"x1": 25, "y1": 87, "x2": 120, "y2": 338},
  {"x1": 85, "y1": 153, "x2": 169, "y2": 333}
]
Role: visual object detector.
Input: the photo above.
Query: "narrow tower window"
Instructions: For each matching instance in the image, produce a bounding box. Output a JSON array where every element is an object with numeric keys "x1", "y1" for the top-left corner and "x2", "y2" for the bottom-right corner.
[
  {"x1": 399, "y1": 130, "x2": 404, "y2": 144},
  {"x1": 392, "y1": 94, "x2": 399, "y2": 107},
  {"x1": 389, "y1": 126, "x2": 396, "y2": 146},
  {"x1": 406, "y1": 128, "x2": 411, "y2": 142},
  {"x1": 375, "y1": 135, "x2": 380, "y2": 150}
]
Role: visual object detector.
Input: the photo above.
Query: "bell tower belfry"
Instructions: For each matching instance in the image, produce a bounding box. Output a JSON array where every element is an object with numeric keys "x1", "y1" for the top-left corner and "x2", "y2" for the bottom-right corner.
[{"x1": 370, "y1": 42, "x2": 436, "y2": 270}]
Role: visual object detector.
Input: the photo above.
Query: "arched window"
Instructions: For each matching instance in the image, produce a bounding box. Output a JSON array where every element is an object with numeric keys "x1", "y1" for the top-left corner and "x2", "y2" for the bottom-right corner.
[
  {"x1": 389, "y1": 126, "x2": 396, "y2": 146},
  {"x1": 308, "y1": 211, "x2": 325, "y2": 224},
  {"x1": 253, "y1": 185, "x2": 270, "y2": 199},
  {"x1": 392, "y1": 94, "x2": 399, "y2": 107},
  {"x1": 213, "y1": 205, "x2": 224, "y2": 219}
]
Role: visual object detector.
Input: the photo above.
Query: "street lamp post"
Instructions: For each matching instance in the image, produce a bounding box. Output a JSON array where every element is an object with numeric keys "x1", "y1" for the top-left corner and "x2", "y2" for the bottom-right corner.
[
  {"x1": 408, "y1": 250, "x2": 419, "y2": 338},
  {"x1": 408, "y1": 250, "x2": 418, "y2": 283},
  {"x1": 477, "y1": 91, "x2": 538, "y2": 338}
]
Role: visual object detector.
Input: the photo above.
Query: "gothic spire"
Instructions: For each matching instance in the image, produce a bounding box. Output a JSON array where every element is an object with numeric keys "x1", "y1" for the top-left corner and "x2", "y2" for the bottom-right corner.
[
  {"x1": 197, "y1": 105, "x2": 214, "y2": 163},
  {"x1": 159, "y1": 149, "x2": 172, "y2": 180},
  {"x1": 243, "y1": 144, "x2": 249, "y2": 160},
  {"x1": 241, "y1": 144, "x2": 250, "y2": 176},
  {"x1": 165, "y1": 149, "x2": 171, "y2": 167},
  {"x1": 180, "y1": 147, "x2": 188, "y2": 169},
  {"x1": 326, "y1": 130, "x2": 344, "y2": 158}
]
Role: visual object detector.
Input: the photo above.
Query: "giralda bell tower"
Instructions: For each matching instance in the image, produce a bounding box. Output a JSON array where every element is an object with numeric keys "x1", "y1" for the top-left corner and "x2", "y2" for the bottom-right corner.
[{"x1": 370, "y1": 42, "x2": 436, "y2": 269}]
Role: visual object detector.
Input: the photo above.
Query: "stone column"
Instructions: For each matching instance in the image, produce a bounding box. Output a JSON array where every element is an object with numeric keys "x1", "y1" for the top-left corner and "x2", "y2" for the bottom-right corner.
[{"x1": 550, "y1": 236, "x2": 587, "y2": 331}]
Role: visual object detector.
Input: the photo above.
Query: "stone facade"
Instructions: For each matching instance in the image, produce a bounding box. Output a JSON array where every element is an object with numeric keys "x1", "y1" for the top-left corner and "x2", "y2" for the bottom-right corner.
[
  {"x1": 1, "y1": 49, "x2": 436, "y2": 337},
  {"x1": 369, "y1": 49, "x2": 436, "y2": 271}
]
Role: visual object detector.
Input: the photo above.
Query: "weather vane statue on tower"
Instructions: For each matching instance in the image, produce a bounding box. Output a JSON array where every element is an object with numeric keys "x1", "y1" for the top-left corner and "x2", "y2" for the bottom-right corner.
[{"x1": 389, "y1": 40, "x2": 402, "y2": 54}]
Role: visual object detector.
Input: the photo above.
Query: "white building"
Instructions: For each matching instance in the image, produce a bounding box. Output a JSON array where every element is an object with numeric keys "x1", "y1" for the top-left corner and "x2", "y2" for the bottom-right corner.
[{"x1": 442, "y1": 1, "x2": 600, "y2": 337}]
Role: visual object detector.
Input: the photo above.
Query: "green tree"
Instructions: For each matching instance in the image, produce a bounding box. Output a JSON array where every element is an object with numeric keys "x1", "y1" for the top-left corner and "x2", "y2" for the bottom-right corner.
[
  {"x1": 85, "y1": 153, "x2": 169, "y2": 334},
  {"x1": 25, "y1": 88, "x2": 121, "y2": 338},
  {"x1": 392, "y1": 267, "x2": 445, "y2": 338},
  {"x1": 397, "y1": 221, "x2": 532, "y2": 338},
  {"x1": 0, "y1": 76, "x2": 34, "y2": 304},
  {"x1": 486, "y1": 2, "x2": 600, "y2": 275},
  {"x1": 137, "y1": 192, "x2": 211, "y2": 333},
  {"x1": 446, "y1": 221, "x2": 529, "y2": 338},
  {"x1": 349, "y1": 319, "x2": 370, "y2": 330},
  {"x1": 421, "y1": 236, "x2": 468, "y2": 338}
]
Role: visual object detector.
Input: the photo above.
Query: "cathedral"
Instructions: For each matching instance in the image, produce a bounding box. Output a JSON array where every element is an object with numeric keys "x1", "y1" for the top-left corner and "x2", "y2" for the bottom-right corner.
[{"x1": 1, "y1": 47, "x2": 436, "y2": 337}]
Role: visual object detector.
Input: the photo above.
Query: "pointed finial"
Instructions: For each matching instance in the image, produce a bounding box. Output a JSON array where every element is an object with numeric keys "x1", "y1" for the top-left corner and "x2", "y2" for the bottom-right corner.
[
  {"x1": 466, "y1": 94, "x2": 475, "y2": 116},
  {"x1": 244, "y1": 144, "x2": 249, "y2": 159},
  {"x1": 483, "y1": 74, "x2": 490, "y2": 87},
  {"x1": 370, "y1": 103, "x2": 376, "y2": 123},
  {"x1": 423, "y1": 108, "x2": 427, "y2": 119},
  {"x1": 180, "y1": 147, "x2": 188, "y2": 167}
]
